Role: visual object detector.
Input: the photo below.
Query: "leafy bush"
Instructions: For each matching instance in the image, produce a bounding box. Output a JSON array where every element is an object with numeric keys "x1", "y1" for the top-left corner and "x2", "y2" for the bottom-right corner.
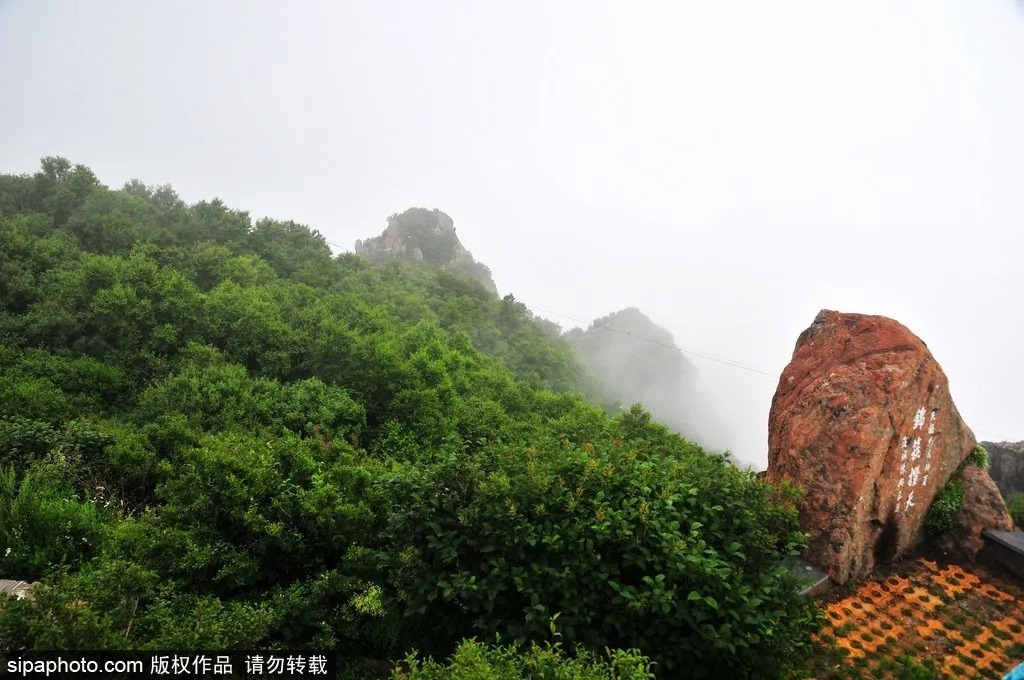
[
  {"x1": 892, "y1": 655, "x2": 940, "y2": 680},
  {"x1": 135, "y1": 356, "x2": 364, "y2": 439},
  {"x1": 967, "y1": 445, "x2": 988, "y2": 469},
  {"x1": 0, "y1": 375, "x2": 71, "y2": 422},
  {"x1": 924, "y1": 445, "x2": 989, "y2": 539},
  {"x1": 0, "y1": 559, "x2": 272, "y2": 650},
  {"x1": 0, "y1": 159, "x2": 825, "y2": 678},
  {"x1": 1007, "y1": 493, "x2": 1024, "y2": 529},
  {"x1": 0, "y1": 416, "x2": 113, "y2": 488},
  {"x1": 393, "y1": 638, "x2": 655, "y2": 680},
  {"x1": 384, "y1": 420, "x2": 820, "y2": 677},
  {"x1": 924, "y1": 479, "x2": 963, "y2": 538},
  {"x1": 0, "y1": 465, "x2": 108, "y2": 579}
]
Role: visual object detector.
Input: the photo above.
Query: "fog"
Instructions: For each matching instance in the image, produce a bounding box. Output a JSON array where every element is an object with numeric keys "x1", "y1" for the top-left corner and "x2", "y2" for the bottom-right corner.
[{"x1": 2, "y1": 1, "x2": 1022, "y2": 468}]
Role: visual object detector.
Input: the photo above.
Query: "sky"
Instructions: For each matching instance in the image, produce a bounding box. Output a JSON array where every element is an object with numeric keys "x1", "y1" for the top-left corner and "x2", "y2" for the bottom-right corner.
[{"x1": 1, "y1": 1, "x2": 1022, "y2": 468}]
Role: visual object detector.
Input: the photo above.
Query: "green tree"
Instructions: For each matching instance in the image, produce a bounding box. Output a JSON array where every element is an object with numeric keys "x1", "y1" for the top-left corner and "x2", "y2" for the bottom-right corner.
[
  {"x1": 384, "y1": 416, "x2": 820, "y2": 677},
  {"x1": 31, "y1": 157, "x2": 101, "y2": 227}
]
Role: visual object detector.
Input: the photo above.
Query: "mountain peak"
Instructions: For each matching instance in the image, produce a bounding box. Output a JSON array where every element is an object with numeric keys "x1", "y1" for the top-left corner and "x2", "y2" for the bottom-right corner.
[{"x1": 355, "y1": 208, "x2": 497, "y2": 294}]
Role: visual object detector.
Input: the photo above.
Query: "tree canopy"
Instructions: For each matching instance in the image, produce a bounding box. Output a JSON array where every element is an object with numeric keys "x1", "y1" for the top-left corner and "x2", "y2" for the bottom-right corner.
[{"x1": 0, "y1": 158, "x2": 821, "y2": 678}]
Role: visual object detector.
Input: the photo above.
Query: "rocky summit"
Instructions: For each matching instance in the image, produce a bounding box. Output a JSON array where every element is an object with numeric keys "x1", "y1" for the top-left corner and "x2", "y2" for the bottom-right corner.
[
  {"x1": 355, "y1": 207, "x2": 498, "y2": 294},
  {"x1": 767, "y1": 309, "x2": 1011, "y2": 584}
]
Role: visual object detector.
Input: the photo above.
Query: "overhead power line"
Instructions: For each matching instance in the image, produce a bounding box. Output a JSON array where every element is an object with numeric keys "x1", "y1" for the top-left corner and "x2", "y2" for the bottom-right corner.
[{"x1": 975, "y1": 428, "x2": 1017, "y2": 442}]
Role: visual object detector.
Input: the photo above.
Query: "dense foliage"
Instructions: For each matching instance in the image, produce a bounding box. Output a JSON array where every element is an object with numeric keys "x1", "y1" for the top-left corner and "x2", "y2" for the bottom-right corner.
[
  {"x1": 1006, "y1": 493, "x2": 1024, "y2": 530},
  {"x1": 0, "y1": 158, "x2": 821, "y2": 677},
  {"x1": 924, "y1": 446, "x2": 989, "y2": 539},
  {"x1": 924, "y1": 479, "x2": 964, "y2": 539},
  {"x1": 967, "y1": 444, "x2": 988, "y2": 470},
  {"x1": 393, "y1": 631, "x2": 655, "y2": 680}
]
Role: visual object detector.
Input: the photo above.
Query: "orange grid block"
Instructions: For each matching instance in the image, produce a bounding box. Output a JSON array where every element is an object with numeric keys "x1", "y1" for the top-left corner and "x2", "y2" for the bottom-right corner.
[
  {"x1": 858, "y1": 580, "x2": 895, "y2": 609},
  {"x1": 823, "y1": 603, "x2": 854, "y2": 629},
  {"x1": 904, "y1": 586, "x2": 943, "y2": 614},
  {"x1": 846, "y1": 598, "x2": 877, "y2": 618},
  {"x1": 939, "y1": 563, "x2": 973, "y2": 584},
  {"x1": 951, "y1": 566, "x2": 982, "y2": 591},
  {"x1": 972, "y1": 649, "x2": 1004, "y2": 675},
  {"x1": 916, "y1": 618, "x2": 944, "y2": 638},
  {"x1": 834, "y1": 636, "x2": 865, "y2": 659},
  {"x1": 1003, "y1": 603, "x2": 1024, "y2": 626},
  {"x1": 846, "y1": 629, "x2": 887, "y2": 656},
  {"x1": 944, "y1": 628, "x2": 965, "y2": 645},
  {"x1": 932, "y1": 565, "x2": 973, "y2": 601},
  {"x1": 806, "y1": 557, "x2": 1024, "y2": 679},
  {"x1": 955, "y1": 654, "x2": 983, "y2": 675},
  {"x1": 993, "y1": 616, "x2": 1024, "y2": 638},
  {"x1": 974, "y1": 628, "x2": 995, "y2": 647},
  {"x1": 997, "y1": 658, "x2": 1021, "y2": 679},
  {"x1": 995, "y1": 654, "x2": 1017, "y2": 671},
  {"x1": 883, "y1": 574, "x2": 913, "y2": 595},
  {"x1": 876, "y1": 622, "x2": 903, "y2": 643},
  {"x1": 942, "y1": 655, "x2": 974, "y2": 679},
  {"x1": 979, "y1": 584, "x2": 1017, "y2": 603}
]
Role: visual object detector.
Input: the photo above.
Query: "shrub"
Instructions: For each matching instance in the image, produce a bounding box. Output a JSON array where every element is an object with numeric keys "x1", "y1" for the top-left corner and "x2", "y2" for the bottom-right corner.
[
  {"x1": 1007, "y1": 493, "x2": 1024, "y2": 529},
  {"x1": 891, "y1": 655, "x2": 940, "y2": 680},
  {"x1": 135, "y1": 358, "x2": 364, "y2": 439},
  {"x1": 924, "y1": 445, "x2": 989, "y2": 538},
  {"x1": 0, "y1": 376, "x2": 70, "y2": 422},
  {"x1": 967, "y1": 445, "x2": 988, "y2": 469},
  {"x1": 384, "y1": 426, "x2": 821, "y2": 677},
  {"x1": 392, "y1": 636, "x2": 655, "y2": 680},
  {"x1": 924, "y1": 479, "x2": 963, "y2": 538},
  {"x1": 0, "y1": 465, "x2": 108, "y2": 580},
  {"x1": 0, "y1": 559, "x2": 272, "y2": 650}
]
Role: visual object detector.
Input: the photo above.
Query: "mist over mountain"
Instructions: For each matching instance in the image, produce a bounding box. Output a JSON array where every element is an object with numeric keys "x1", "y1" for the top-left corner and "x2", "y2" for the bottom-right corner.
[
  {"x1": 565, "y1": 307, "x2": 736, "y2": 462},
  {"x1": 354, "y1": 212, "x2": 741, "y2": 463}
]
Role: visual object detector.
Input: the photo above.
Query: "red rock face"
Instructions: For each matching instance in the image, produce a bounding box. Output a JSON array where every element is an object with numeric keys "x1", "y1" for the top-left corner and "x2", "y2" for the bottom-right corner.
[
  {"x1": 952, "y1": 465, "x2": 1014, "y2": 559},
  {"x1": 767, "y1": 309, "x2": 999, "y2": 584}
]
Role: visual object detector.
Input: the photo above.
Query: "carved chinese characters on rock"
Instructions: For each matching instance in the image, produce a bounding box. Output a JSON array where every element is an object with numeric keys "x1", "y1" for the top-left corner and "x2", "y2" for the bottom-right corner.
[
  {"x1": 896, "y1": 407, "x2": 938, "y2": 514},
  {"x1": 767, "y1": 310, "x2": 1009, "y2": 584}
]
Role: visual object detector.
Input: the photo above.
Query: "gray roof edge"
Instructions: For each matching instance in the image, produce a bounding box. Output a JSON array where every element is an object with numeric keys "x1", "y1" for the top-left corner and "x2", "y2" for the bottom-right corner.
[{"x1": 982, "y1": 529, "x2": 1024, "y2": 553}]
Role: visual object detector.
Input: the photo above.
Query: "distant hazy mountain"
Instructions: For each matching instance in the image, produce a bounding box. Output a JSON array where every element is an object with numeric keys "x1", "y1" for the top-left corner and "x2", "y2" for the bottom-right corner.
[{"x1": 565, "y1": 308, "x2": 726, "y2": 452}]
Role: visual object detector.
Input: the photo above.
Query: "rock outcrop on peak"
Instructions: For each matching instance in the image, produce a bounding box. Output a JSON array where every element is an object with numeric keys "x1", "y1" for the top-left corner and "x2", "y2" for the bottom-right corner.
[
  {"x1": 767, "y1": 309, "x2": 1011, "y2": 584},
  {"x1": 982, "y1": 441, "x2": 1024, "y2": 499},
  {"x1": 355, "y1": 207, "x2": 497, "y2": 294}
]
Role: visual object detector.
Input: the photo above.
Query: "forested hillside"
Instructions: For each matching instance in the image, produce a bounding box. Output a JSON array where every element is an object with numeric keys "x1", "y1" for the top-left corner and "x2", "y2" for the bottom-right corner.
[{"x1": 0, "y1": 158, "x2": 821, "y2": 678}]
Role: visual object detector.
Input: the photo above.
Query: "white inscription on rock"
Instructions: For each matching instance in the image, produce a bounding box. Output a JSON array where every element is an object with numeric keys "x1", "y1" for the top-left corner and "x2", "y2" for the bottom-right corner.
[{"x1": 896, "y1": 406, "x2": 938, "y2": 514}]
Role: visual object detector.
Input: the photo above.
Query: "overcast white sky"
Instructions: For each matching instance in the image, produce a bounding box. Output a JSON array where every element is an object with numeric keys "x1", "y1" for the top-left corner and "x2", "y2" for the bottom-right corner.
[{"x1": 2, "y1": 1, "x2": 1022, "y2": 467}]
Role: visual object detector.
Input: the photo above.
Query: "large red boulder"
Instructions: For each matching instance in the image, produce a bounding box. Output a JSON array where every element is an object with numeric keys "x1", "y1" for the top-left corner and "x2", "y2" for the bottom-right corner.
[{"x1": 767, "y1": 309, "x2": 1009, "y2": 584}]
